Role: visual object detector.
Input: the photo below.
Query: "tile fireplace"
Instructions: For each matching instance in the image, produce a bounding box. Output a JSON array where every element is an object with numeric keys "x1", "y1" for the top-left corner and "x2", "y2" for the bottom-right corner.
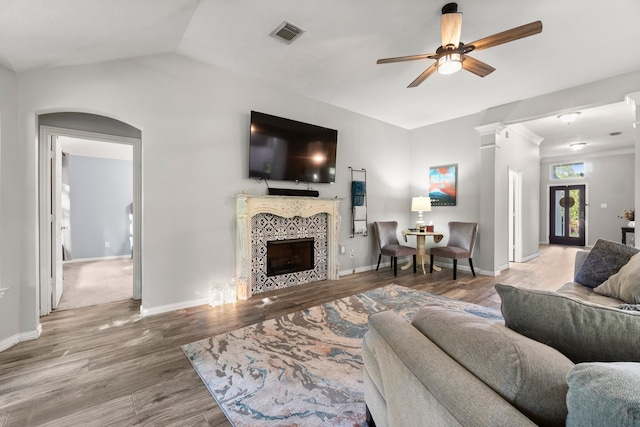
[{"x1": 235, "y1": 195, "x2": 341, "y2": 299}]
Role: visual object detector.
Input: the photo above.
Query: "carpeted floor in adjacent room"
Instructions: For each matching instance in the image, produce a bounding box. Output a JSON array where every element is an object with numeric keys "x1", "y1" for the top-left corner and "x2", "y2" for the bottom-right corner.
[{"x1": 57, "y1": 258, "x2": 133, "y2": 311}]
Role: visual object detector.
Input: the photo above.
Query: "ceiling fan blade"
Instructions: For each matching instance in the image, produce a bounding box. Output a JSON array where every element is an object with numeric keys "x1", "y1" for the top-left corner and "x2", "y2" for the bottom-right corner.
[
  {"x1": 462, "y1": 55, "x2": 495, "y2": 77},
  {"x1": 467, "y1": 21, "x2": 542, "y2": 52},
  {"x1": 377, "y1": 53, "x2": 436, "y2": 64},
  {"x1": 441, "y1": 11, "x2": 462, "y2": 48},
  {"x1": 408, "y1": 62, "x2": 438, "y2": 88}
]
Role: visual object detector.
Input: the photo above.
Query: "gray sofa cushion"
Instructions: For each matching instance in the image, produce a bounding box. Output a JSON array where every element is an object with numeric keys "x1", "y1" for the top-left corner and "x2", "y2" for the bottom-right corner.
[
  {"x1": 566, "y1": 362, "x2": 640, "y2": 427},
  {"x1": 412, "y1": 306, "x2": 572, "y2": 426},
  {"x1": 366, "y1": 310, "x2": 537, "y2": 427},
  {"x1": 573, "y1": 239, "x2": 638, "y2": 288},
  {"x1": 496, "y1": 283, "x2": 640, "y2": 363},
  {"x1": 594, "y1": 252, "x2": 640, "y2": 304}
]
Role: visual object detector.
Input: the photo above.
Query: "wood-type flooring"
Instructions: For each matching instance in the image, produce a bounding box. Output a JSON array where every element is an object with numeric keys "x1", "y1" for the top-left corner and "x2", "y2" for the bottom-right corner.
[{"x1": 0, "y1": 244, "x2": 580, "y2": 426}]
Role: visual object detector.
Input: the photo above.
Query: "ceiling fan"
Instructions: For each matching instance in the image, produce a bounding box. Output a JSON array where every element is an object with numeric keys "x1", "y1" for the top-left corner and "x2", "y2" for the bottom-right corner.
[{"x1": 377, "y1": 2, "x2": 542, "y2": 88}]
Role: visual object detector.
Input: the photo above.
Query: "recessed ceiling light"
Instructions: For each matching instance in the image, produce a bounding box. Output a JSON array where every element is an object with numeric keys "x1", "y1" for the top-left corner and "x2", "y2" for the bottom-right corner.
[
  {"x1": 570, "y1": 142, "x2": 586, "y2": 151},
  {"x1": 558, "y1": 112, "x2": 581, "y2": 124}
]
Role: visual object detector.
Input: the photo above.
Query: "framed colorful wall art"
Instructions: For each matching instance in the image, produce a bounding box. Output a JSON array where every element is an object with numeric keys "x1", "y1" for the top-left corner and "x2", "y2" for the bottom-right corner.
[{"x1": 429, "y1": 164, "x2": 457, "y2": 206}]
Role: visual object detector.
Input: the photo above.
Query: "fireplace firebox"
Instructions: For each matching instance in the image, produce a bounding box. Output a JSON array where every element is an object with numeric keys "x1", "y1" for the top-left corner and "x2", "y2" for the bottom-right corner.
[{"x1": 266, "y1": 238, "x2": 314, "y2": 276}]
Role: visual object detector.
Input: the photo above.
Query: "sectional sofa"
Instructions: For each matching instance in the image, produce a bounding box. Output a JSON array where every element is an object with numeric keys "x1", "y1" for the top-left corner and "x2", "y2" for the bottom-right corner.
[{"x1": 363, "y1": 239, "x2": 640, "y2": 426}]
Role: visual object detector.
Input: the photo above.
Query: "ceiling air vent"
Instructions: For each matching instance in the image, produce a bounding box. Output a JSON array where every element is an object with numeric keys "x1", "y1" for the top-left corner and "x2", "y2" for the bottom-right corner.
[{"x1": 270, "y1": 21, "x2": 305, "y2": 44}]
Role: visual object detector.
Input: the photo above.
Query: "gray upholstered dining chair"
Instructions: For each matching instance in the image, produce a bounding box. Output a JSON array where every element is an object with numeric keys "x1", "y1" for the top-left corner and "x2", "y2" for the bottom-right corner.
[
  {"x1": 374, "y1": 221, "x2": 416, "y2": 276},
  {"x1": 430, "y1": 222, "x2": 478, "y2": 280}
]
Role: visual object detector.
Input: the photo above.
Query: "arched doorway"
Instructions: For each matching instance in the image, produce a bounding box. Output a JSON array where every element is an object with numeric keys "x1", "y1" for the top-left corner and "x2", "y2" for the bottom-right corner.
[{"x1": 38, "y1": 112, "x2": 142, "y2": 315}]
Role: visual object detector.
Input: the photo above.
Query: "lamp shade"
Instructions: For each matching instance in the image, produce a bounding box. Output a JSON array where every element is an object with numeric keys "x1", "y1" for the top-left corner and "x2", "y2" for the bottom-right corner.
[{"x1": 411, "y1": 196, "x2": 432, "y2": 212}]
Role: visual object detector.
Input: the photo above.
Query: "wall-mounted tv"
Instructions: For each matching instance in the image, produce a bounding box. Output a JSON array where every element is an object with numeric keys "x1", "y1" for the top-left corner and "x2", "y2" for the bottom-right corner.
[{"x1": 249, "y1": 111, "x2": 337, "y2": 184}]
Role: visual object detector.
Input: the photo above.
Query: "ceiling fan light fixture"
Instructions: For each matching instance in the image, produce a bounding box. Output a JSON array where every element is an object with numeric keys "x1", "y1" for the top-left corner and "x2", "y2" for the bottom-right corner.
[
  {"x1": 437, "y1": 52, "x2": 462, "y2": 75},
  {"x1": 570, "y1": 142, "x2": 586, "y2": 151}
]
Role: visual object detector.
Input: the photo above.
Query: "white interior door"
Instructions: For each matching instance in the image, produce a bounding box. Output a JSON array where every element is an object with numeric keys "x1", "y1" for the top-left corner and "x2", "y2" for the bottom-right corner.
[
  {"x1": 52, "y1": 135, "x2": 64, "y2": 308},
  {"x1": 61, "y1": 153, "x2": 72, "y2": 260}
]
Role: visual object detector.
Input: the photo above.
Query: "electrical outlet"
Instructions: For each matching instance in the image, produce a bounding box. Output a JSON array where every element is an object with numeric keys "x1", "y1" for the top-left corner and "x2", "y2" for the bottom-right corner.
[
  {"x1": 105, "y1": 241, "x2": 110, "y2": 248},
  {"x1": 349, "y1": 249, "x2": 354, "y2": 258}
]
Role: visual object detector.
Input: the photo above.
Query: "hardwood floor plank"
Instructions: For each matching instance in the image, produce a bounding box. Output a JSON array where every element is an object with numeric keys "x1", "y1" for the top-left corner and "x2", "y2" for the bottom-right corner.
[
  {"x1": 0, "y1": 244, "x2": 579, "y2": 426},
  {"x1": 130, "y1": 370, "x2": 219, "y2": 425},
  {"x1": 0, "y1": 358, "x2": 90, "y2": 407},
  {"x1": 38, "y1": 396, "x2": 136, "y2": 427}
]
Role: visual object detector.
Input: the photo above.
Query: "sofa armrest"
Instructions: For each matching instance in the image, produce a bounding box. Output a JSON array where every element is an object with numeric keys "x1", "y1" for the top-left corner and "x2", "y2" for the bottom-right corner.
[{"x1": 366, "y1": 311, "x2": 537, "y2": 427}]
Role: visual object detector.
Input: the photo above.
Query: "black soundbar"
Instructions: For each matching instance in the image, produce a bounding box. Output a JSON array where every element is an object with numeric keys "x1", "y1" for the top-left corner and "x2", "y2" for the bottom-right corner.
[{"x1": 268, "y1": 188, "x2": 320, "y2": 197}]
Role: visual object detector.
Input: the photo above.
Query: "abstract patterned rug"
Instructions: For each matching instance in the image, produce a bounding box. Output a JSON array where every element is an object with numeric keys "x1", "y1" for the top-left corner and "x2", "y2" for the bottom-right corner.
[{"x1": 182, "y1": 284, "x2": 501, "y2": 427}]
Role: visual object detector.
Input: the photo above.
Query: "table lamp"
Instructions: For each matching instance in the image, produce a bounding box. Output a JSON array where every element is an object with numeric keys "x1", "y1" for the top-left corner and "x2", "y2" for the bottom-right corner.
[{"x1": 411, "y1": 196, "x2": 431, "y2": 228}]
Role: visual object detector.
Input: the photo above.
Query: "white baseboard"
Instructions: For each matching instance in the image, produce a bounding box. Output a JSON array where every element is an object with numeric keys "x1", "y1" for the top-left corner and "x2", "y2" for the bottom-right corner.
[
  {"x1": 140, "y1": 298, "x2": 209, "y2": 317},
  {"x1": 0, "y1": 334, "x2": 19, "y2": 353},
  {"x1": 0, "y1": 324, "x2": 42, "y2": 353},
  {"x1": 521, "y1": 252, "x2": 540, "y2": 262},
  {"x1": 64, "y1": 255, "x2": 131, "y2": 264}
]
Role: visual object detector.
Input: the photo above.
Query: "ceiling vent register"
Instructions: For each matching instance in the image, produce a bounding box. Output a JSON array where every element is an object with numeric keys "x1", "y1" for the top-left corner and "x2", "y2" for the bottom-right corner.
[{"x1": 270, "y1": 21, "x2": 305, "y2": 44}]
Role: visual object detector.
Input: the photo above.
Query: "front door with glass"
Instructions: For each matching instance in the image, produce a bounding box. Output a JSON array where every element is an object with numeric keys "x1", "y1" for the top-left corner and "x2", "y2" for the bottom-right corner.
[{"x1": 549, "y1": 185, "x2": 586, "y2": 246}]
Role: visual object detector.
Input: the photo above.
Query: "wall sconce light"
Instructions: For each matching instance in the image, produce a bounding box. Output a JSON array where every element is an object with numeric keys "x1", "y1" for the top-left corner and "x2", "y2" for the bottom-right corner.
[{"x1": 411, "y1": 196, "x2": 432, "y2": 227}]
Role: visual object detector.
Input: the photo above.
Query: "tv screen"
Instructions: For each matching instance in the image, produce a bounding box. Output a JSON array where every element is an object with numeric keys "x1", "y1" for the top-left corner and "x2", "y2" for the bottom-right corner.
[{"x1": 249, "y1": 111, "x2": 337, "y2": 184}]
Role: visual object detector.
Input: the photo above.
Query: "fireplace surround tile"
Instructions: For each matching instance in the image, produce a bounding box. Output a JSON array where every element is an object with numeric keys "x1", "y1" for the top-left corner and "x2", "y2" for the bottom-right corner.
[{"x1": 236, "y1": 195, "x2": 341, "y2": 299}]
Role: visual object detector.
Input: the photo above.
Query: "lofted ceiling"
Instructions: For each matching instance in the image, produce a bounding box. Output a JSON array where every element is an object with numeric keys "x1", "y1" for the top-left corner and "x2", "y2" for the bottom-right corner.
[{"x1": 2, "y1": 0, "x2": 639, "y2": 158}]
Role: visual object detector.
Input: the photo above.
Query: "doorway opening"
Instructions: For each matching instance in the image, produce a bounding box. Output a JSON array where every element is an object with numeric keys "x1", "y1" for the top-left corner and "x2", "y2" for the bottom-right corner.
[
  {"x1": 57, "y1": 137, "x2": 134, "y2": 310},
  {"x1": 549, "y1": 184, "x2": 586, "y2": 246},
  {"x1": 39, "y1": 121, "x2": 142, "y2": 316}
]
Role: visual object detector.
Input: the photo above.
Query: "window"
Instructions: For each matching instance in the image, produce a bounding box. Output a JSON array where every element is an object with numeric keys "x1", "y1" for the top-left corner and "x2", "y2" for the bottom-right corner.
[{"x1": 550, "y1": 162, "x2": 585, "y2": 180}]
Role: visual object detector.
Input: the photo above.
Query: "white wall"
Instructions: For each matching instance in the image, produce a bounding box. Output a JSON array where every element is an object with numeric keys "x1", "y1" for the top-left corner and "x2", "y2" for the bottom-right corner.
[
  {"x1": 10, "y1": 53, "x2": 410, "y2": 334},
  {"x1": 409, "y1": 113, "x2": 482, "y2": 269},
  {"x1": 0, "y1": 66, "x2": 21, "y2": 351},
  {"x1": 68, "y1": 155, "x2": 133, "y2": 259}
]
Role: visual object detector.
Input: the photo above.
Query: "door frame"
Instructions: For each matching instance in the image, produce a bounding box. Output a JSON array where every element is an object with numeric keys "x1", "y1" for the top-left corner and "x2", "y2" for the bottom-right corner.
[
  {"x1": 39, "y1": 125, "x2": 142, "y2": 315},
  {"x1": 508, "y1": 168, "x2": 522, "y2": 262},
  {"x1": 547, "y1": 183, "x2": 587, "y2": 247}
]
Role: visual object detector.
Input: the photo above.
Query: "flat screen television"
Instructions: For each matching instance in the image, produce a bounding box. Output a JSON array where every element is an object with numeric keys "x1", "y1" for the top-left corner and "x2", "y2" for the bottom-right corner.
[{"x1": 249, "y1": 111, "x2": 337, "y2": 184}]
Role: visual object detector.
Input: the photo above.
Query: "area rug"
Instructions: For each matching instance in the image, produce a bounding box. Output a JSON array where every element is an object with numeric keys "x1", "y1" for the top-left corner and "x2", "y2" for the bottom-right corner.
[{"x1": 182, "y1": 284, "x2": 501, "y2": 427}]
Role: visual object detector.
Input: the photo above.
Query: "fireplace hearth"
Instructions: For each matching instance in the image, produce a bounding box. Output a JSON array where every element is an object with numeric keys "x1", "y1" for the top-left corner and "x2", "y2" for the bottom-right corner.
[{"x1": 267, "y1": 238, "x2": 314, "y2": 276}]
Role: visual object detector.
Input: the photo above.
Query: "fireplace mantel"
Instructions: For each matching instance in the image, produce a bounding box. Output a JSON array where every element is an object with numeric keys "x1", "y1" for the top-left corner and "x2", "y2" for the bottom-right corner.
[{"x1": 235, "y1": 195, "x2": 341, "y2": 299}]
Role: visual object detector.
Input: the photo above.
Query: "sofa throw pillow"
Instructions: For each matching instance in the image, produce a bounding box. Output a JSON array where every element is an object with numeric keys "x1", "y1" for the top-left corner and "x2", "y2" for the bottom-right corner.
[
  {"x1": 566, "y1": 362, "x2": 640, "y2": 427},
  {"x1": 496, "y1": 283, "x2": 640, "y2": 363},
  {"x1": 412, "y1": 306, "x2": 572, "y2": 426},
  {"x1": 573, "y1": 239, "x2": 639, "y2": 288},
  {"x1": 594, "y1": 252, "x2": 640, "y2": 304}
]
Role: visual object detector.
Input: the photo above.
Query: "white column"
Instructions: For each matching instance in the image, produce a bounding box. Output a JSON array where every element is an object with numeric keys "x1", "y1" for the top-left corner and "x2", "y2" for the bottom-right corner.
[{"x1": 474, "y1": 122, "x2": 505, "y2": 276}]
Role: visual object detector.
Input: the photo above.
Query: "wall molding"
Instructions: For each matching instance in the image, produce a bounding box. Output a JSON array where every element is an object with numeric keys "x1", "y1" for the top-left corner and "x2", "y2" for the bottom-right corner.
[
  {"x1": 0, "y1": 324, "x2": 42, "y2": 353},
  {"x1": 140, "y1": 298, "x2": 208, "y2": 317},
  {"x1": 64, "y1": 255, "x2": 130, "y2": 264}
]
